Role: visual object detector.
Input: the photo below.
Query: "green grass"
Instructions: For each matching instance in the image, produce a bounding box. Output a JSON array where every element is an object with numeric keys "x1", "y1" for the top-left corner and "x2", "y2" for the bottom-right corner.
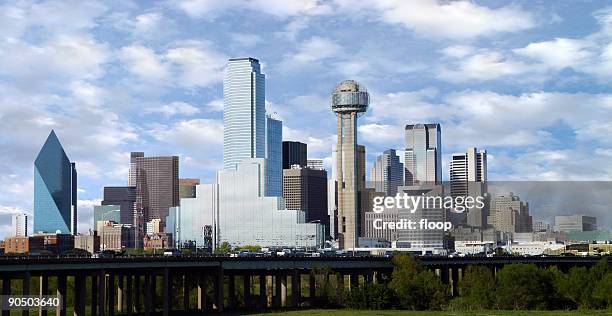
[{"x1": 248, "y1": 309, "x2": 612, "y2": 316}]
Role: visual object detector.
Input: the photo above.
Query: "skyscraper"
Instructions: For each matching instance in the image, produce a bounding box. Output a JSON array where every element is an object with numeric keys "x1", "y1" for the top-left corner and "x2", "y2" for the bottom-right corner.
[
  {"x1": 223, "y1": 57, "x2": 266, "y2": 170},
  {"x1": 266, "y1": 115, "x2": 283, "y2": 197},
  {"x1": 488, "y1": 193, "x2": 532, "y2": 233},
  {"x1": 11, "y1": 213, "x2": 28, "y2": 237},
  {"x1": 128, "y1": 152, "x2": 179, "y2": 228},
  {"x1": 102, "y1": 186, "x2": 137, "y2": 225},
  {"x1": 282, "y1": 141, "x2": 307, "y2": 169},
  {"x1": 283, "y1": 165, "x2": 330, "y2": 237},
  {"x1": 331, "y1": 80, "x2": 369, "y2": 249},
  {"x1": 371, "y1": 149, "x2": 404, "y2": 196},
  {"x1": 307, "y1": 158, "x2": 324, "y2": 170},
  {"x1": 450, "y1": 147, "x2": 488, "y2": 227},
  {"x1": 34, "y1": 130, "x2": 77, "y2": 235},
  {"x1": 404, "y1": 123, "x2": 441, "y2": 185}
]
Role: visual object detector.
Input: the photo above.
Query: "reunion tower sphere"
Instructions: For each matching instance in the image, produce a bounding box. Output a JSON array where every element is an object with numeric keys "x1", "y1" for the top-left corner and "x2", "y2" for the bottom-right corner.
[{"x1": 331, "y1": 80, "x2": 369, "y2": 114}]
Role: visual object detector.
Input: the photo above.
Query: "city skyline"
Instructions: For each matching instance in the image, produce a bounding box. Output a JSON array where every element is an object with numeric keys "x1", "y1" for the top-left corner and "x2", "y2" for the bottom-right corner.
[{"x1": 1, "y1": 1, "x2": 612, "y2": 238}]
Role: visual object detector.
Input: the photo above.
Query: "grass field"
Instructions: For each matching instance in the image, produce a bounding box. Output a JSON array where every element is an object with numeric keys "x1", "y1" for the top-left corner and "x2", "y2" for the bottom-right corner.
[{"x1": 249, "y1": 309, "x2": 612, "y2": 316}]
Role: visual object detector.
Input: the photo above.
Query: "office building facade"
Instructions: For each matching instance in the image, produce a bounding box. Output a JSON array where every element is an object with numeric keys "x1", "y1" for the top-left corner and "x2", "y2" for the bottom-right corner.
[
  {"x1": 488, "y1": 193, "x2": 532, "y2": 234},
  {"x1": 266, "y1": 116, "x2": 283, "y2": 197},
  {"x1": 371, "y1": 149, "x2": 404, "y2": 196},
  {"x1": 554, "y1": 215, "x2": 597, "y2": 232},
  {"x1": 11, "y1": 213, "x2": 28, "y2": 237},
  {"x1": 93, "y1": 205, "x2": 121, "y2": 232},
  {"x1": 404, "y1": 123, "x2": 441, "y2": 186},
  {"x1": 34, "y1": 130, "x2": 77, "y2": 235},
  {"x1": 282, "y1": 141, "x2": 307, "y2": 169},
  {"x1": 449, "y1": 147, "x2": 488, "y2": 227},
  {"x1": 223, "y1": 57, "x2": 266, "y2": 170},
  {"x1": 128, "y1": 152, "x2": 179, "y2": 227},
  {"x1": 307, "y1": 159, "x2": 324, "y2": 170},
  {"x1": 283, "y1": 166, "x2": 330, "y2": 237}
]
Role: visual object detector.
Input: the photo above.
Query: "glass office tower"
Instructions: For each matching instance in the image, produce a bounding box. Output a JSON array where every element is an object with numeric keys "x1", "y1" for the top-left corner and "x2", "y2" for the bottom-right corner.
[
  {"x1": 266, "y1": 115, "x2": 283, "y2": 197},
  {"x1": 34, "y1": 130, "x2": 77, "y2": 234},
  {"x1": 404, "y1": 123, "x2": 442, "y2": 185},
  {"x1": 223, "y1": 57, "x2": 266, "y2": 170}
]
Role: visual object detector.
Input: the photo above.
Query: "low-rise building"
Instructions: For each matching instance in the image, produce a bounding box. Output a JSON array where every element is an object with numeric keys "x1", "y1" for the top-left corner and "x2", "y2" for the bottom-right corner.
[
  {"x1": 4, "y1": 236, "x2": 44, "y2": 254},
  {"x1": 99, "y1": 221, "x2": 135, "y2": 251},
  {"x1": 74, "y1": 232, "x2": 100, "y2": 254},
  {"x1": 143, "y1": 233, "x2": 173, "y2": 251}
]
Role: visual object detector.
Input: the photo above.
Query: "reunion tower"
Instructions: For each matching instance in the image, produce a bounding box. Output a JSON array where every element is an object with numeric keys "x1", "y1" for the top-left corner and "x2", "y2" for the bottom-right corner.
[{"x1": 331, "y1": 80, "x2": 369, "y2": 249}]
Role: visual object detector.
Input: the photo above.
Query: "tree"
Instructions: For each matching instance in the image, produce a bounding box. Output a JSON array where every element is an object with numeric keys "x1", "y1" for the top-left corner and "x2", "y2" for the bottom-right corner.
[
  {"x1": 592, "y1": 272, "x2": 612, "y2": 308},
  {"x1": 388, "y1": 255, "x2": 448, "y2": 310},
  {"x1": 236, "y1": 245, "x2": 261, "y2": 252},
  {"x1": 344, "y1": 284, "x2": 395, "y2": 310},
  {"x1": 556, "y1": 266, "x2": 592, "y2": 309},
  {"x1": 495, "y1": 264, "x2": 555, "y2": 310},
  {"x1": 214, "y1": 241, "x2": 232, "y2": 254},
  {"x1": 457, "y1": 265, "x2": 495, "y2": 310}
]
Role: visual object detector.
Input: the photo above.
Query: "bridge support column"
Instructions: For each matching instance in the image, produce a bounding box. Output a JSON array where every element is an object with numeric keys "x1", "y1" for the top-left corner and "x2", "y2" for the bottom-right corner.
[
  {"x1": 258, "y1": 274, "x2": 266, "y2": 308},
  {"x1": 266, "y1": 275, "x2": 273, "y2": 307},
  {"x1": 74, "y1": 273, "x2": 86, "y2": 316},
  {"x1": 126, "y1": 275, "x2": 133, "y2": 316},
  {"x1": 117, "y1": 275, "x2": 123, "y2": 313},
  {"x1": 440, "y1": 266, "x2": 449, "y2": 284},
  {"x1": 214, "y1": 268, "x2": 224, "y2": 312},
  {"x1": 21, "y1": 271, "x2": 29, "y2": 316},
  {"x1": 451, "y1": 268, "x2": 459, "y2": 297},
  {"x1": 2, "y1": 276, "x2": 10, "y2": 316},
  {"x1": 108, "y1": 273, "x2": 115, "y2": 316},
  {"x1": 291, "y1": 270, "x2": 300, "y2": 307},
  {"x1": 274, "y1": 274, "x2": 281, "y2": 307},
  {"x1": 144, "y1": 274, "x2": 151, "y2": 316},
  {"x1": 98, "y1": 271, "x2": 106, "y2": 316},
  {"x1": 133, "y1": 275, "x2": 140, "y2": 314},
  {"x1": 182, "y1": 274, "x2": 189, "y2": 311},
  {"x1": 309, "y1": 271, "x2": 316, "y2": 306},
  {"x1": 228, "y1": 274, "x2": 235, "y2": 309},
  {"x1": 281, "y1": 274, "x2": 288, "y2": 307},
  {"x1": 243, "y1": 275, "x2": 251, "y2": 308},
  {"x1": 57, "y1": 275, "x2": 67, "y2": 316},
  {"x1": 198, "y1": 272, "x2": 207, "y2": 311},
  {"x1": 39, "y1": 275, "x2": 48, "y2": 316},
  {"x1": 162, "y1": 269, "x2": 170, "y2": 316},
  {"x1": 365, "y1": 270, "x2": 373, "y2": 285},
  {"x1": 91, "y1": 274, "x2": 98, "y2": 316}
]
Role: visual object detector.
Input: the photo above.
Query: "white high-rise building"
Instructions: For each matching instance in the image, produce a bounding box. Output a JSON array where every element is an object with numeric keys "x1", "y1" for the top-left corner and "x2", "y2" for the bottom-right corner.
[
  {"x1": 404, "y1": 124, "x2": 441, "y2": 186},
  {"x1": 307, "y1": 159, "x2": 324, "y2": 170},
  {"x1": 371, "y1": 149, "x2": 404, "y2": 196},
  {"x1": 223, "y1": 57, "x2": 266, "y2": 170},
  {"x1": 11, "y1": 213, "x2": 28, "y2": 237},
  {"x1": 450, "y1": 147, "x2": 488, "y2": 227},
  {"x1": 168, "y1": 159, "x2": 324, "y2": 249}
]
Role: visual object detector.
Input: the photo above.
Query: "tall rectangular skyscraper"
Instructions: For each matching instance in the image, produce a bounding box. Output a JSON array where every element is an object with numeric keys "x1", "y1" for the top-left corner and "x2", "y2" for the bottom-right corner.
[
  {"x1": 11, "y1": 213, "x2": 28, "y2": 237},
  {"x1": 371, "y1": 149, "x2": 404, "y2": 196},
  {"x1": 128, "y1": 152, "x2": 179, "y2": 228},
  {"x1": 266, "y1": 115, "x2": 283, "y2": 197},
  {"x1": 404, "y1": 123, "x2": 441, "y2": 186},
  {"x1": 282, "y1": 141, "x2": 307, "y2": 169},
  {"x1": 450, "y1": 148, "x2": 488, "y2": 227},
  {"x1": 34, "y1": 130, "x2": 77, "y2": 235},
  {"x1": 223, "y1": 57, "x2": 266, "y2": 170}
]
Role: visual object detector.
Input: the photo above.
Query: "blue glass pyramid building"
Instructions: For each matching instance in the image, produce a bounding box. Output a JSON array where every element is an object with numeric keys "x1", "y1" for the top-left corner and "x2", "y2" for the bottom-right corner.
[{"x1": 34, "y1": 130, "x2": 77, "y2": 234}]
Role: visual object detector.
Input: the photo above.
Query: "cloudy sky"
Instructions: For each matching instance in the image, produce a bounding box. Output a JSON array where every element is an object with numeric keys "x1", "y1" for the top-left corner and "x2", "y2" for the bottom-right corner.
[{"x1": 0, "y1": 0, "x2": 611, "y2": 237}]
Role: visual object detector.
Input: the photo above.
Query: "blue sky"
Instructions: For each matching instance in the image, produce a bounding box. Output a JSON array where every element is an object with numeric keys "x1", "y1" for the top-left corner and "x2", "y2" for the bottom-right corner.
[{"x1": 0, "y1": 0, "x2": 611, "y2": 237}]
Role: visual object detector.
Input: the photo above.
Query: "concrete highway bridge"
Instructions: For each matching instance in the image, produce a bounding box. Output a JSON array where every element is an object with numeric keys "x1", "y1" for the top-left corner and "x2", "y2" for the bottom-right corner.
[{"x1": 0, "y1": 255, "x2": 604, "y2": 315}]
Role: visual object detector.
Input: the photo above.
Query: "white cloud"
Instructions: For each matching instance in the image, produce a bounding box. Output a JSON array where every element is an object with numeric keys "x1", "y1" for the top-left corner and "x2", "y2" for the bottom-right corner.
[
  {"x1": 438, "y1": 50, "x2": 531, "y2": 82},
  {"x1": 514, "y1": 38, "x2": 594, "y2": 70},
  {"x1": 279, "y1": 37, "x2": 342, "y2": 70},
  {"x1": 206, "y1": 98, "x2": 224, "y2": 112},
  {"x1": 120, "y1": 40, "x2": 227, "y2": 88},
  {"x1": 335, "y1": 0, "x2": 534, "y2": 40},
  {"x1": 120, "y1": 45, "x2": 170, "y2": 81},
  {"x1": 173, "y1": 0, "x2": 331, "y2": 19},
  {"x1": 230, "y1": 33, "x2": 262, "y2": 47},
  {"x1": 150, "y1": 119, "x2": 224, "y2": 147},
  {"x1": 145, "y1": 101, "x2": 201, "y2": 117}
]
